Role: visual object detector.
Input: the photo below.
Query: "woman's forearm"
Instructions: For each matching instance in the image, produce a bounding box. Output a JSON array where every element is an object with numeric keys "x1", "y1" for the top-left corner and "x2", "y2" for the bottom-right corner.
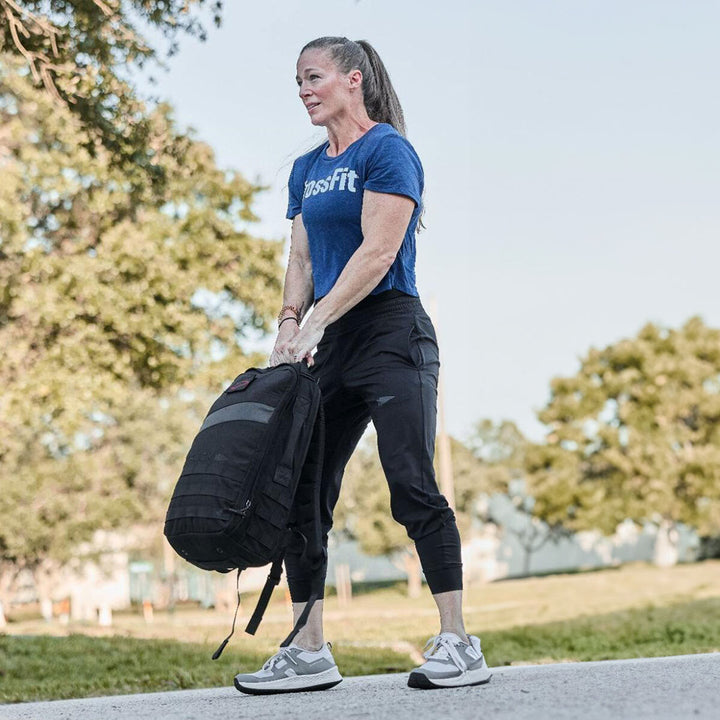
[
  {"x1": 306, "y1": 243, "x2": 394, "y2": 330},
  {"x1": 281, "y1": 248, "x2": 315, "y2": 324}
]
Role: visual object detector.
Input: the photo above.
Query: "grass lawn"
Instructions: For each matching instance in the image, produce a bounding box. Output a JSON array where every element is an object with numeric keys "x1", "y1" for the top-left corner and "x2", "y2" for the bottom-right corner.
[
  {"x1": 481, "y1": 597, "x2": 720, "y2": 667},
  {"x1": 0, "y1": 635, "x2": 412, "y2": 704},
  {"x1": 2, "y1": 562, "x2": 719, "y2": 703},
  {"x1": 2, "y1": 598, "x2": 719, "y2": 703}
]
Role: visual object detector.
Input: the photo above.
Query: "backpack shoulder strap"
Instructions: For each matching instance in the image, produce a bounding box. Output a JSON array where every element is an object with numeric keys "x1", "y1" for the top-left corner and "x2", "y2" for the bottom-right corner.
[
  {"x1": 279, "y1": 398, "x2": 326, "y2": 648},
  {"x1": 243, "y1": 375, "x2": 326, "y2": 647},
  {"x1": 288, "y1": 397, "x2": 325, "y2": 569}
]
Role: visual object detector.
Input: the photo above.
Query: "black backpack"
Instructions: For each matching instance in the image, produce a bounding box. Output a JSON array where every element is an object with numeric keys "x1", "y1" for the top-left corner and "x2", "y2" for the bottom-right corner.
[{"x1": 164, "y1": 362, "x2": 325, "y2": 657}]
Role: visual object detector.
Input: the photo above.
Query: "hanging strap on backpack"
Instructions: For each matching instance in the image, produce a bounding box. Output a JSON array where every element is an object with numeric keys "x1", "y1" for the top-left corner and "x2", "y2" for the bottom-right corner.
[
  {"x1": 243, "y1": 533, "x2": 326, "y2": 647},
  {"x1": 211, "y1": 568, "x2": 241, "y2": 660},
  {"x1": 243, "y1": 541, "x2": 323, "y2": 648},
  {"x1": 279, "y1": 591, "x2": 319, "y2": 647},
  {"x1": 245, "y1": 554, "x2": 285, "y2": 635},
  {"x1": 211, "y1": 551, "x2": 292, "y2": 659}
]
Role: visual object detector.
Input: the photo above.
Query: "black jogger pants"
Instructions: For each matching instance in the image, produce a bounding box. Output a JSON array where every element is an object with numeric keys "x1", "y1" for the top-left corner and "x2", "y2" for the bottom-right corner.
[{"x1": 284, "y1": 292, "x2": 463, "y2": 600}]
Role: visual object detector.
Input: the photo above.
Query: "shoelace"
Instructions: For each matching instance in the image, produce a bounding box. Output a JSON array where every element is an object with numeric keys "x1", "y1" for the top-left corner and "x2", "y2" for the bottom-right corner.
[
  {"x1": 263, "y1": 648, "x2": 299, "y2": 672},
  {"x1": 422, "y1": 634, "x2": 469, "y2": 672}
]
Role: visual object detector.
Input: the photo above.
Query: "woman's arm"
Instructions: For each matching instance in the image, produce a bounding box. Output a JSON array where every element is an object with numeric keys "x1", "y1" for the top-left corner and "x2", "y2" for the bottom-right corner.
[
  {"x1": 286, "y1": 190, "x2": 415, "y2": 365},
  {"x1": 269, "y1": 215, "x2": 315, "y2": 366}
]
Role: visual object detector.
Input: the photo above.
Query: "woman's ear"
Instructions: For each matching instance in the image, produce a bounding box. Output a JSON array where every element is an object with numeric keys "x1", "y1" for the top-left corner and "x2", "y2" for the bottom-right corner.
[{"x1": 348, "y1": 68, "x2": 363, "y2": 90}]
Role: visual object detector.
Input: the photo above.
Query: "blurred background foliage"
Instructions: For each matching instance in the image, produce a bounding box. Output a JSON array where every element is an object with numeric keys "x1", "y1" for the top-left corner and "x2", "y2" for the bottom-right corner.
[
  {"x1": 1, "y1": 1, "x2": 720, "y2": 612},
  {"x1": 0, "y1": 0, "x2": 224, "y2": 195},
  {"x1": 0, "y1": 0, "x2": 286, "y2": 593},
  {"x1": 526, "y1": 317, "x2": 720, "y2": 537}
]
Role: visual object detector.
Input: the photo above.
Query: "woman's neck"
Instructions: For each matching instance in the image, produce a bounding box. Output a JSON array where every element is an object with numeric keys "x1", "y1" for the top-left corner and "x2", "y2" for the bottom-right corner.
[{"x1": 325, "y1": 110, "x2": 377, "y2": 157}]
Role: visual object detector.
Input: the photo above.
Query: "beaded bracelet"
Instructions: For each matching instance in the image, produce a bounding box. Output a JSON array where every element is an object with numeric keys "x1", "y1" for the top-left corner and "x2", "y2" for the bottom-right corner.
[{"x1": 277, "y1": 304, "x2": 303, "y2": 326}]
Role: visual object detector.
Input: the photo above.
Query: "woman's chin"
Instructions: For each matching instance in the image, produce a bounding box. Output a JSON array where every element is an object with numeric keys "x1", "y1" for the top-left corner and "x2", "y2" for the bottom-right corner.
[{"x1": 308, "y1": 110, "x2": 327, "y2": 127}]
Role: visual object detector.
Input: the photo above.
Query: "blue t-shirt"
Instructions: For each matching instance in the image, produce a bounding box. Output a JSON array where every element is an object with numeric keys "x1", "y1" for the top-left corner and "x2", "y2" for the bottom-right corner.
[{"x1": 286, "y1": 123, "x2": 424, "y2": 302}]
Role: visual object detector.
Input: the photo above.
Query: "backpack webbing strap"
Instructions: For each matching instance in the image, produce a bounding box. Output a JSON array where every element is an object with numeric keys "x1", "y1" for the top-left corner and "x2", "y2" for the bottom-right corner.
[
  {"x1": 280, "y1": 591, "x2": 319, "y2": 648},
  {"x1": 237, "y1": 383, "x2": 327, "y2": 650},
  {"x1": 211, "y1": 568, "x2": 241, "y2": 660},
  {"x1": 291, "y1": 401, "x2": 325, "y2": 567},
  {"x1": 278, "y1": 401, "x2": 326, "y2": 648},
  {"x1": 245, "y1": 555, "x2": 284, "y2": 635},
  {"x1": 243, "y1": 546, "x2": 322, "y2": 645},
  {"x1": 306, "y1": 402, "x2": 325, "y2": 562},
  {"x1": 273, "y1": 370, "x2": 310, "y2": 486}
]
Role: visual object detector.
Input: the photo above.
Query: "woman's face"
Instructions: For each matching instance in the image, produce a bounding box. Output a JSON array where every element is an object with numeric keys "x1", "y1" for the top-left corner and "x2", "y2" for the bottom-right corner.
[{"x1": 296, "y1": 49, "x2": 355, "y2": 127}]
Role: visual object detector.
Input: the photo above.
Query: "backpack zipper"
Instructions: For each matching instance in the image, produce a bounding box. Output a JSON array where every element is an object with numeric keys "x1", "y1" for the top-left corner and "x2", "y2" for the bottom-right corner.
[{"x1": 228, "y1": 499, "x2": 252, "y2": 517}]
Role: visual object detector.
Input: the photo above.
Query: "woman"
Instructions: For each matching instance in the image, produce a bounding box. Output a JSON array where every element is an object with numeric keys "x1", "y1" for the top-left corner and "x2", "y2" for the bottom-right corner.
[{"x1": 233, "y1": 36, "x2": 491, "y2": 694}]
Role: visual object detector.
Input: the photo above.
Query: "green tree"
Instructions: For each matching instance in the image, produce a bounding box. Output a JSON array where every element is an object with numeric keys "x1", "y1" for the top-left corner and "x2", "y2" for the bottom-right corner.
[
  {"x1": 0, "y1": 55, "x2": 283, "y2": 605},
  {"x1": 466, "y1": 418, "x2": 524, "y2": 502},
  {"x1": 467, "y1": 419, "x2": 568, "y2": 575},
  {"x1": 525, "y1": 318, "x2": 720, "y2": 546},
  {"x1": 0, "y1": 0, "x2": 223, "y2": 190},
  {"x1": 469, "y1": 419, "x2": 526, "y2": 467}
]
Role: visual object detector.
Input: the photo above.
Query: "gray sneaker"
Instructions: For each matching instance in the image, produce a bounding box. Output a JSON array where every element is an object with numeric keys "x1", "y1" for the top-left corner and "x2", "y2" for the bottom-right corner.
[
  {"x1": 233, "y1": 642, "x2": 343, "y2": 695},
  {"x1": 408, "y1": 633, "x2": 492, "y2": 689}
]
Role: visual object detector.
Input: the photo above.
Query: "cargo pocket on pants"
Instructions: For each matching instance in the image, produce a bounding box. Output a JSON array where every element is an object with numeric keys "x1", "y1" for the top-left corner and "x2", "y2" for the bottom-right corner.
[{"x1": 408, "y1": 314, "x2": 440, "y2": 371}]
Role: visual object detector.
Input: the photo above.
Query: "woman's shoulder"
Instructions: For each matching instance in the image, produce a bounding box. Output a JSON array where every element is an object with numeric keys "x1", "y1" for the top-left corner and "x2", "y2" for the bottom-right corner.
[
  {"x1": 366, "y1": 122, "x2": 408, "y2": 144},
  {"x1": 363, "y1": 124, "x2": 423, "y2": 173},
  {"x1": 365, "y1": 123, "x2": 420, "y2": 156}
]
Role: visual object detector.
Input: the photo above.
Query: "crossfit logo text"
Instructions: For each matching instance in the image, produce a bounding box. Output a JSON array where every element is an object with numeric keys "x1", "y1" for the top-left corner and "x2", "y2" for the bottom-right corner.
[{"x1": 304, "y1": 167, "x2": 359, "y2": 198}]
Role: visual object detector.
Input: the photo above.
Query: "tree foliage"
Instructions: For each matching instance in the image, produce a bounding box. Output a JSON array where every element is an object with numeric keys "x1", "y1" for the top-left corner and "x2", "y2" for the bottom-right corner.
[
  {"x1": 526, "y1": 318, "x2": 720, "y2": 535},
  {"x1": 467, "y1": 419, "x2": 565, "y2": 575},
  {"x1": 0, "y1": 0, "x2": 223, "y2": 189},
  {"x1": 466, "y1": 418, "x2": 525, "y2": 501},
  {"x1": 0, "y1": 55, "x2": 283, "y2": 579}
]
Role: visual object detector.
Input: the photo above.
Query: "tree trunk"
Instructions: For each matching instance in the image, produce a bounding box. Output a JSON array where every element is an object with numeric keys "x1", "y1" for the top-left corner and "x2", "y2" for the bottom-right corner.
[
  {"x1": 0, "y1": 566, "x2": 15, "y2": 628},
  {"x1": 522, "y1": 547, "x2": 532, "y2": 577},
  {"x1": 334, "y1": 563, "x2": 352, "y2": 606},
  {"x1": 404, "y1": 548, "x2": 422, "y2": 598},
  {"x1": 32, "y1": 562, "x2": 59, "y2": 623},
  {"x1": 653, "y1": 519, "x2": 679, "y2": 567}
]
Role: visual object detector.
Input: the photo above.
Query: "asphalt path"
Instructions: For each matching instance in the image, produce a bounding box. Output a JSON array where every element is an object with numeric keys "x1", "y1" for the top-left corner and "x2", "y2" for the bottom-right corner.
[{"x1": 1, "y1": 653, "x2": 718, "y2": 720}]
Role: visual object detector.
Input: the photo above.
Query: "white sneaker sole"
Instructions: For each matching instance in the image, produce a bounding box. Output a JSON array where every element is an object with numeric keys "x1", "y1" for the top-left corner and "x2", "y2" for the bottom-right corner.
[
  {"x1": 408, "y1": 665, "x2": 492, "y2": 689},
  {"x1": 234, "y1": 666, "x2": 343, "y2": 695}
]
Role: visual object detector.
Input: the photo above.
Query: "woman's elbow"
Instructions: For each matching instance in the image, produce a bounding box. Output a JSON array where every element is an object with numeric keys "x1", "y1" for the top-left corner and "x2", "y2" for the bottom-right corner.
[
  {"x1": 360, "y1": 236, "x2": 401, "y2": 274},
  {"x1": 380, "y1": 244, "x2": 402, "y2": 272}
]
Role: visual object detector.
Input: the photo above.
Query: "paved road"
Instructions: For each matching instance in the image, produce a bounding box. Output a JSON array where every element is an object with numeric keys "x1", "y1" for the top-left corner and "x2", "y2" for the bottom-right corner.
[{"x1": 1, "y1": 653, "x2": 718, "y2": 720}]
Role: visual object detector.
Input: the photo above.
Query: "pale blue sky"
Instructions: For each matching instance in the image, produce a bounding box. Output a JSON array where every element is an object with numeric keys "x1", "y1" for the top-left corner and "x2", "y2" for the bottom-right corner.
[{"x1": 140, "y1": 0, "x2": 719, "y2": 442}]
